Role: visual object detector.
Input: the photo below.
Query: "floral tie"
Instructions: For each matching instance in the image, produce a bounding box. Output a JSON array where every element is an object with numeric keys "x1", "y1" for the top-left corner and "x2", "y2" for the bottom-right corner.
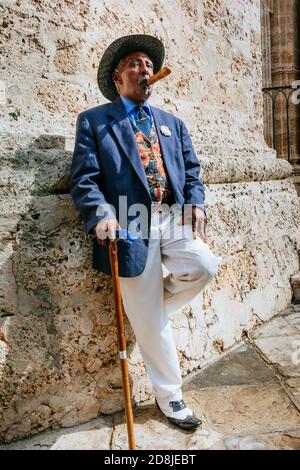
[{"x1": 135, "y1": 106, "x2": 151, "y2": 137}]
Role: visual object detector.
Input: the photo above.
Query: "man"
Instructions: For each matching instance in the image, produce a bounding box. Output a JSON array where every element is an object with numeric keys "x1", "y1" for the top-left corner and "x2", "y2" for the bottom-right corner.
[{"x1": 70, "y1": 34, "x2": 220, "y2": 431}]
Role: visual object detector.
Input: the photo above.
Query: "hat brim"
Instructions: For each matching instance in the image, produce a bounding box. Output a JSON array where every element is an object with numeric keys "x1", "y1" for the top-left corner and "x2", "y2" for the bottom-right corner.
[{"x1": 97, "y1": 34, "x2": 165, "y2": 102}]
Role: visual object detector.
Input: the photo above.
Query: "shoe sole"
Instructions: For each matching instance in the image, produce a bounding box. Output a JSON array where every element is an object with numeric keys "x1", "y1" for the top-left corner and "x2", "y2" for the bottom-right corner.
[{"x1": 155, "y1": 398, "x2": 202, "y2": 432}]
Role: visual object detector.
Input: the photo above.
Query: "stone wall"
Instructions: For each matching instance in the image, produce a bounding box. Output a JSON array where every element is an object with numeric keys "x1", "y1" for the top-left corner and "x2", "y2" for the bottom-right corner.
[
  {"x1": 0, "y1": 0, "x2": 299, "y2": 442},
  {"x1": 1, "y1": 0, "x2": 271, "y2": 153}
]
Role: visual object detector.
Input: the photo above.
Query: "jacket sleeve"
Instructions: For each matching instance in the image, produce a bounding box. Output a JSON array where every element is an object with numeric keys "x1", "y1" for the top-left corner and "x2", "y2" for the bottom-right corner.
[
  {"x1": 69, "y1": 112, "x2": 116, "y2": 234},
  {"x1": 180, "y1": 119, "x2": 206, "y2": 216}
]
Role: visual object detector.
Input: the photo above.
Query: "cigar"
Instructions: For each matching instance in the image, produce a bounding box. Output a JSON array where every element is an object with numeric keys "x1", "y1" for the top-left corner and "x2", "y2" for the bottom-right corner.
[{"x1": 146, "y1": 66, "x2": 171, "y2": 86}]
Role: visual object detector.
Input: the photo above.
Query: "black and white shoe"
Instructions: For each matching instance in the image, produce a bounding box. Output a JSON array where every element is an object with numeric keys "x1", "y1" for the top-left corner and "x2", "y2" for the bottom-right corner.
[{"x1": 155, "y1": 398, "x2": 202, "y2": 431}]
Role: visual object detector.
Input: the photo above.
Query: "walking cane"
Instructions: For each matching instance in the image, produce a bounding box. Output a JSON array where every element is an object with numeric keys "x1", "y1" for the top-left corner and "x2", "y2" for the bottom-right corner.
[{"x1": 108, "y1": 232, "x2": 136, "y2": 450}]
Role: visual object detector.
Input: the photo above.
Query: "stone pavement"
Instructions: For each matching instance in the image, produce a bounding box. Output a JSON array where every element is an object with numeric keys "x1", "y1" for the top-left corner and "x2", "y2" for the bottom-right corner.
[{"x1": 1, "y1": 304, "x2": 300, "y2": 451}]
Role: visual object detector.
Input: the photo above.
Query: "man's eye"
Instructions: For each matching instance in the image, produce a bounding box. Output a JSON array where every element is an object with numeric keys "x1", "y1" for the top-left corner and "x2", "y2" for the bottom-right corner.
[{"x1": 147, "y1": 63, "x2": 153, "y2": 69}]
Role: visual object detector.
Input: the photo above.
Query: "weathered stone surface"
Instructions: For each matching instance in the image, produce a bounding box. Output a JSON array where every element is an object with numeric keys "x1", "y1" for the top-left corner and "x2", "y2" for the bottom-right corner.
[
  {"x1": 250, "y1": 315, "x2": 299, "y2": 339},
  {"x1": 51, "y1": 428, "x2": 111, "y2": 450},
  {"x1": 111, "y1": 403, "x2": 224, "y2": 450},
  {"x1": 185, "y1": 383, "x2": 300, "y2": 436},
  {"x1": 0, "y1": 0, "x2": 269, "y2": 160},
  {"x1": 224, "y1": 431, "x2": 300, "y2": 450},
  {"x1": 253, "y1": 335, "x2": 300, "y2": 377},
  {"x1": 225, "y1": 435, "x2": 270, "y2": 450},
  {"x1": 200, "y1": 154, "x2": 292, "y2": 183},
  {"x1": 0, "y1": 416, "x2": 113, "y2": 450},
  {"x1": 285, "y1": 378, "x2": 300, "y2": 409},
  {"x1": 184, "y1": 344, "x2": 277, "y2": 390},
  {"x1": 0, "y1": 133, "x2": 293, "y2": 201},
  {"x1": 285, "y1": 311, "x2": 300, "y2": 332}
]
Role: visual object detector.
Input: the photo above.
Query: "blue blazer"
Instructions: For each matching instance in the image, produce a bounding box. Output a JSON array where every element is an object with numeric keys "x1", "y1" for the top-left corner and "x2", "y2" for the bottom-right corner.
[{"x1": 69, "y1": 96, "x2": 205, "y2": 277}]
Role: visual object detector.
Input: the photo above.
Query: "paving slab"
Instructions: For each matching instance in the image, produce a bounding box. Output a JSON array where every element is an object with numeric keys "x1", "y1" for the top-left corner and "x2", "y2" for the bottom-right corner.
[
  {"x1": 111, "y1": 404, "x2": 225, "y2": 450},
  {"x1": 285, "y1": 378, "x2": 300, "y2": 409},
  {"x1": 0, "y1": 417, "x2": 112, "y2": 450},
  {"x1": 184, "y1": 383, "x2": 300, "y2": 436},
  {"x1": 184, "y1": 344, "x2": 277, "y2": 390},
  {"x1": 285, "y1": 311, "x2": 300, "y2": 332},
  {"x1": 253, "y1": 335, "x2": 300, "y2": 377},
  {"x1": 51, "y1": 427, "x2": 112, "y2": 450},
  {"x1": 224, "y1": 431, "x2": 300, "y2": 450},
  {"x1": 250, "y1": 316, "x2": 298, "y2": 339}
]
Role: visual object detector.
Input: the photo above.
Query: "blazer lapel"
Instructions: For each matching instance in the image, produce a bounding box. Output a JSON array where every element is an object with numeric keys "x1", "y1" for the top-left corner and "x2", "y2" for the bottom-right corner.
[{"x1": 108, "y1": 97, "x2": 150, "y2": 196}]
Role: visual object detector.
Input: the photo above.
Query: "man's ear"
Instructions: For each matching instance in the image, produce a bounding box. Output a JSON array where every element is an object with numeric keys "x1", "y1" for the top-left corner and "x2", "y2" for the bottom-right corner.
[{"x1": 112, "y1": 71, "x2": 121, "y2": 85}]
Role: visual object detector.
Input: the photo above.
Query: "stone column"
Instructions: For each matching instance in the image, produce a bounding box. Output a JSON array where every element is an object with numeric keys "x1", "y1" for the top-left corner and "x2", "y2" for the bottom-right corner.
[
  {"x1": 261, "y1": 0, "x2": 300, "y2": 192},
  {"x1": 261, "y1": 0, "x2": 273, "y2": 148}
]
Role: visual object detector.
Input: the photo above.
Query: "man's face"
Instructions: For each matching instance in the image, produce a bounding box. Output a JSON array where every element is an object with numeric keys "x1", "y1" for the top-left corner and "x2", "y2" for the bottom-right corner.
[{"x1": 112, "y1": 51, "x2": 154, "y2": 103}]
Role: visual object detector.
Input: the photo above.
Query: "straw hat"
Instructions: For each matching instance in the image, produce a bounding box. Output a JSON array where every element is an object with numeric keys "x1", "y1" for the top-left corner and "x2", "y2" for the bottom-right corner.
[{"x1": 97, "y1": 34, "x2": 165, "y2": 101}]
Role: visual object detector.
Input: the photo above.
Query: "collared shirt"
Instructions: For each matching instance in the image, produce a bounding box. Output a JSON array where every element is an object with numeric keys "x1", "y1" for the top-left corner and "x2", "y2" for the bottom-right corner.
[{"x1": 120, "y1": 95, "x2": 153, "y2": 128}]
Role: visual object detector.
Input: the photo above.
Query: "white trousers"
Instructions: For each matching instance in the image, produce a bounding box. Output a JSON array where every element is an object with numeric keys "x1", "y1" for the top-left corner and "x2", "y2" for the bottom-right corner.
[{"x1": 119, "y1": 205, "x2": 220, "y2": 403}]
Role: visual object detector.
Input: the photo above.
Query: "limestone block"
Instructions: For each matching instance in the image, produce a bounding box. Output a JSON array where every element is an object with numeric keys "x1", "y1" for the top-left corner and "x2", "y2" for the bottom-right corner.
[
  {"x1": 0, "y1": 414, "x2": 113, "y2": 450},
  {"x1": 185, "y1": 383, "x2": 300, "y2": 435},
  {"x1": 37, "y1": 81, "x2": 86, "y2": 116},
  {"x1": 253, "y1": 335, "x2": 300, "y2": 377},
  {"x1": 51, "y1": 427, "x2": 112, "y2": 450},
  {"x1": 0, "y1": 0, "x2": 268, "y2": 158},
  {"x1": 285, "y1": 377, "x2": 300, "y2": 408},
  {"x1": 200, "y1": 154, "x2": 292, "y2": 183},
  {"x1": 250, "y1": 316, "x2": 299, "y2": 339},
  {"x1": 285, "y1": 310, "x2": 300, "y2": 332},
  {"x1": 54, "y1": 33, "x2": 85, "y2": 75},
  {"x1": 0, "y1": 242, "x2": 18, "y2": 316},
  {"x1": 112, "y1": 404, "x2": 224, "y2": 450},
  {"x1": 183, "y1": 344, "x2": 277, "y2": 389},
  {"x1": 224, "y1": 432, "x2": 300, "y2": 450},
  {"x1": 0, "y1": 143, "x2": 294, "y2": 203}
]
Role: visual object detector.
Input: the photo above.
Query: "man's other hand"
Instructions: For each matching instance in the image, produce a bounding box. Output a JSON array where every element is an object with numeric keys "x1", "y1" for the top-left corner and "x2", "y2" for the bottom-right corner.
[
  {"x1": 93, "y1": 219, "x2": 120, "y2": 246},
  {"x1": 177, "y1": 206, "x2": 208, "y2": 243}
]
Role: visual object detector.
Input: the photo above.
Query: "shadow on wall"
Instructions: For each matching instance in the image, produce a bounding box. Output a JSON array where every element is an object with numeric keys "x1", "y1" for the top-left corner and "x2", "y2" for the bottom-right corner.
[{"x1": 0, "y1": 134, "x2": 137, "y2": 443}]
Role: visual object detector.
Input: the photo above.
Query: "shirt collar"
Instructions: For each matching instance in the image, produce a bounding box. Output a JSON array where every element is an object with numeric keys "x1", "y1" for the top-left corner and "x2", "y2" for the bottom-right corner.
[{"x1": 120, "y1": 95, "x2": 151, "y2": 116}]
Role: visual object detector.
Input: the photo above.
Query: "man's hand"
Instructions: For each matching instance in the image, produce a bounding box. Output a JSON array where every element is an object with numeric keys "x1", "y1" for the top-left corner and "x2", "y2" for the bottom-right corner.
[
  {"x1": 177, "y1": 206, "x2": 208, "y2": 243},
  {"x1": 93, "y1": 219, "x2": 120, "y2": 246}
]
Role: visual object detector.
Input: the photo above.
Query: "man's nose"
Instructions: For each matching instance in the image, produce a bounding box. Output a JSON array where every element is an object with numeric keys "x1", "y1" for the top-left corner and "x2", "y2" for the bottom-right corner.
[{"x1": 140, "y1": 62, "x2": 151, "y2": 75}]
